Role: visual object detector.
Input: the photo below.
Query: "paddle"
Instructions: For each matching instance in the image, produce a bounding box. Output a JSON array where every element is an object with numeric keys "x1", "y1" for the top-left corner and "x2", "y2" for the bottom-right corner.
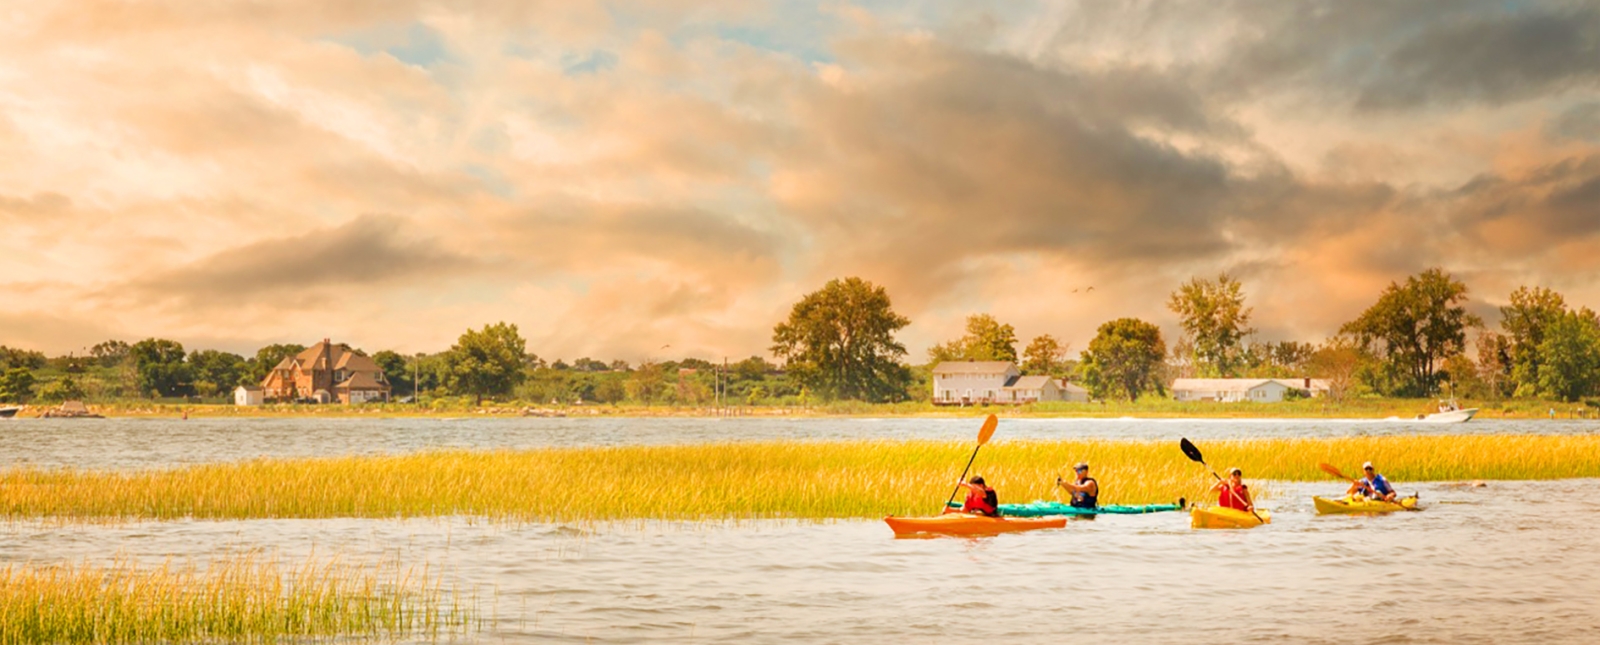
[
  {"x1": 1319, "y1": 462, "x2": 1416, "y2": 510},
  {"x1": 1179, "y1": 437, "x2": 1264, "y2": 523},
  {"x1": 944, "y1": 414, "x2": 999, "y2": 514}
]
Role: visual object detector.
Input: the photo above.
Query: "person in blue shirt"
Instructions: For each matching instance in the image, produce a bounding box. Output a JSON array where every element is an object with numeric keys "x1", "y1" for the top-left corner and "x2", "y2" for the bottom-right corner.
[{"x1": 1348, "y1": 461, "x2": 1398, "y2": 502}]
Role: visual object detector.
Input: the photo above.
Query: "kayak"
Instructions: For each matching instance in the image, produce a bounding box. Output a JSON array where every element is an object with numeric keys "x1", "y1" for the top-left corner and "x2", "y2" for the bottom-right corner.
[
  {"x1": 1314, "y1": 494, "x2": 1420, "y2": 515},
  {"x1": 945, "y1": 499, "x2": 1185, "y2": 517},
  {"x1": 1190, "y1": 506, "x2": 1271, "y2": 529},
  {"x1": 884, "y1": 513, "x2": 1068, "y2": 537}
]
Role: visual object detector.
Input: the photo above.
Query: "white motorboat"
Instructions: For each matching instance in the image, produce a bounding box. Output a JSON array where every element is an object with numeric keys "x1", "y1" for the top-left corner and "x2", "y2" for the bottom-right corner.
[
  {"x1": 1416, "y1": 398, "x2": 1477, "y2": 423},
  {"x1": 0, "y1": 405, "x2": 20, "y2": 419}
]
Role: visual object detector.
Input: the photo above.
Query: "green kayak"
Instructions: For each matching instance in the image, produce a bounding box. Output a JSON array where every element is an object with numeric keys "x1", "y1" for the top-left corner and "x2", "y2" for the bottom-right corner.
[{"x1": 945, "y1": 499, "x2": 1185, "y2": 517}]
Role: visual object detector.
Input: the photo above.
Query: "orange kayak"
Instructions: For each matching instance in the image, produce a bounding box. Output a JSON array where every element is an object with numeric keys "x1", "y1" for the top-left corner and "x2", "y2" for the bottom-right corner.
[{"x1": 884, "y1": 513, "x2": 1068, "y2": 537}]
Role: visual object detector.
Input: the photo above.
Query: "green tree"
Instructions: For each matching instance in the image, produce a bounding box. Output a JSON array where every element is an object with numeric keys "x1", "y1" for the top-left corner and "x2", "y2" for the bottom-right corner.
[
  {"x1": 0, "y1": 367, "x2": 36, "y2": 402},
  {"x1": 89, "y1": 340, "x2": 131, "y2": 368},
  {"x1": 36, "y1": 376, "x2": 86, "y2": 403},
  {"x1": 440, "y1": 322, "x2": 529, "y2": 405},
  {"x1": 188, "y1": 349, "x2": 246, "y2": 397},
  {"x1": 1475, "y1": 330, "x2": 1512, "y2": 399},
  {"x1": 246, "y1": 343, "x2": 307, "y2": 385},
  {"x1": 372, "y1": 350, "x2": 415, "y2": 397},
  {"x1": 1340, "y1": 268, "x2": 1482, "y2": 397},
  {"x1": 1499, "y1": 286, "x2": 1568, "y2": 397},
  {"x1": 1167, "y1": 273, "x2": 1254, "y2": 377},
  {"x1": 0, "y1": 346, "x2": 47, "y2": 370},
  {"x1": 1536, "y1": 308, "x2": 1600, "y2": 402},
  {"x1": 1078, "y1": 318, "x2": 1166, "y2": 401},
  {"x1": 927, "y1": 314, "x2": 1019, "y2": 364},
  {"x1": 1306, "y1": 336, "x2": 1368, "y2": 402},
  {"x1": 129, "y1": 338, "x2": 194, "y2": 398},
  {"x1": 771, "y1": 277, "x2": 912, "y2": 402},
  {"x1": 1021, "y1": 334, "x2": 1070, "y2": 377}
]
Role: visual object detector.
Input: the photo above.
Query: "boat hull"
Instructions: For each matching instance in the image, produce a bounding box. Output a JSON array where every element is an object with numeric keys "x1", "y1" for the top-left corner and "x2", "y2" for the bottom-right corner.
[
  {"x1": 946, "y1": 500, "x2": 1184, "y2": 517},
  {"x1": 1314, "y1": 495, "x2": 1419, "y2": 515},
  {"x1": 1190, "y1": 506, "x2": 1271, "y2": 529},
  {"x1": 1419, "y1": 408, "x2": 1477, "y2": 423},
  {"x1": 884, "y1": 514, "x2": 1068, "y2": 537}
]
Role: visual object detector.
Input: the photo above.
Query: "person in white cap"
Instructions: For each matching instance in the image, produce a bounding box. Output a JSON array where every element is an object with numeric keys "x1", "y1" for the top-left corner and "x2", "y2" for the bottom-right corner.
[
  {"x1": 1348, "y1": 461, "x2": 1398, "y2": 502},
  {"x1": 1056, "y1": 462, "x2": 1099, "y2": 509}
]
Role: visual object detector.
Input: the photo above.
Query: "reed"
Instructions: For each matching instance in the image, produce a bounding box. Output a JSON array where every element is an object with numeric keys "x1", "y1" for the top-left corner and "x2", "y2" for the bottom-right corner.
[
  {"x1": 3, "y1": 435, "x2": 1597, "y2": 522},
  {"x1": 0, "y1": 554, "x2": 472, "y2": 644}
]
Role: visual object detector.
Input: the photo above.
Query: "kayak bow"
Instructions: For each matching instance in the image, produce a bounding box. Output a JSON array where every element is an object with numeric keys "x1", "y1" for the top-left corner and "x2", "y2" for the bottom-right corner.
[
  {"x1": 1190, "y1": 505, "x2": 1272, "y2": 529},
  {"x1": 1313, "y1": 494, "x2": 1420, "y2": 515}
]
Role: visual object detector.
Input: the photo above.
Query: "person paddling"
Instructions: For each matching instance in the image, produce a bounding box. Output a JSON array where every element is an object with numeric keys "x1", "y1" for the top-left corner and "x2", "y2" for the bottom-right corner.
[
  {"x1": 1348, "y1": 461, "x2": 1398, "y2": 502},
  {"x1": 956, "y1": 475, "x2": 999, "y2": 517},
  {"x1": 1212, "y1": 467, "x2": 1254, "y2": 512},
  {"x1": 1056, "y1": 462, "x2": 1099, "y2": 509}
]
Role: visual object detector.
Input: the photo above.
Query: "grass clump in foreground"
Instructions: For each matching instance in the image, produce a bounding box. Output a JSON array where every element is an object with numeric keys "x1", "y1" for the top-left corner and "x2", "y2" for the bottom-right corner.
[
  {"x1": 0, "y1": 554, "x2": 472, "y2": 644},
  {"x1": 3, "y1": 435, "x2": 1598, "y2": 523}
]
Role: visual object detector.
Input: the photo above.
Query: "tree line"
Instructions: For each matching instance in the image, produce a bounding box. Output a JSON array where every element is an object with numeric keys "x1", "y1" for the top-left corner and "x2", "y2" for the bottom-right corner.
[{"x1": 3, "y1": 270, "x2": 1598, "y2": 406}]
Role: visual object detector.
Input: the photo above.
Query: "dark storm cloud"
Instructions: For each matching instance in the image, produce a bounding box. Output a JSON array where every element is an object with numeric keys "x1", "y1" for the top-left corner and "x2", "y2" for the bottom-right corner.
[
  {"x1": 107, "y1": 213, "x2": 477, "y2": 307},
  {"x1": 1453, "y1": 154, "x2": 1600, "y2": 242},
  {"x1": 1207, "y1": 0, "x2": 1600, "y2": 111},
  {"x1": 1548, "y1": 102, "x2": 1600, "y2": 142}
]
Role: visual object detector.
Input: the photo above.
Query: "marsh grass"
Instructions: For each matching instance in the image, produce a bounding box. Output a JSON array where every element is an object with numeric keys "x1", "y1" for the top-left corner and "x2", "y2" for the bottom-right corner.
[
  {"x1": 0, "y1": 554, "x2": 473, "y2": 644},
  {"x1": 3, "y1": 435, "x2": 1597, "y2": 522}
]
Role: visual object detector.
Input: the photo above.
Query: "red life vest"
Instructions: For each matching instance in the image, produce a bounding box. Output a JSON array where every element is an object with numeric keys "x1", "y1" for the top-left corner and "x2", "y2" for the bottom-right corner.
[
  {"x1": 964, "y1": 486, "x2": 998, "y2": 516},
  {"x1": 1218, "y1": 483, "x2": 1250, "y2": 510}
]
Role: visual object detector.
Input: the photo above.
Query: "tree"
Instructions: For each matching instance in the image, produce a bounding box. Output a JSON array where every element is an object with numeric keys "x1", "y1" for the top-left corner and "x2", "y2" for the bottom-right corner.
[
  {"x1": 89, "y1": 340, "x2": 131, "y2": 368},
  {"x1": 0, "y1": 346, "x2": 47, "y2": 370},
  {"x1": 1241, "y1": 340, "x2": 1315, "y2": 378},
  {"x1": 1078, "y1": 318, "x2": 1166, "y2": 401},
  {"x1": 1536, "y1": 308, "x2": 1600, "y2": 402},
  {"x1": 1500, "y1": 286, "x2": 1568, "y2": 397},
  {"x1": 1475, "y1": 330, "x2": 1512, "y2": 400},
  {"x1": 771, "y1": 277, "x2": 912, "y2": 402},
  {"x1": 129, "y1": 338, "x2": 194, "y2": 398},
  {"x1": 927, "y1": 314, "x2": 1019, "y2": 364},
  {"x1": 247, "y1": 343, "x2": 307, "y2": 385},
  {"x1": 0, "y1": 367, "x2": 36, "y2": 403},
  {"x1": 188, "y1": 349, "x2": 246, "y2": 397},
  {"x1": 1339, "y1": 268, "x2": 1482, "y2": 397},
  {"x1": 1167, "y1": 273, "x2": 1254, "y2": 378},
  {"x1": 440, "y1": 322, "x2": 528, "y2": 405},
  {"x1": 36, "y1": 376, "x2": 86, "y2": 403},
  {"x1": 372, "y1": 350, "x2": 415, "y2": 396},
  {"x1": 1306, "y1": 336, "x2": 1368, "y2": 402},
  {"x1": 1021, "y1": 334, "x2": 1070, "y2": 377}
]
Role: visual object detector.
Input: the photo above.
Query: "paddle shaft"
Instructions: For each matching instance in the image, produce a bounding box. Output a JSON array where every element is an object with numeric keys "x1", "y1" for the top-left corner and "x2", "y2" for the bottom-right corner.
[
  {"x1": 944, "y1": 444, "x2": 983, "y2": 512},
  {"x1": 1181, "y1": 438, "x2": 1263, "y2": 523}
]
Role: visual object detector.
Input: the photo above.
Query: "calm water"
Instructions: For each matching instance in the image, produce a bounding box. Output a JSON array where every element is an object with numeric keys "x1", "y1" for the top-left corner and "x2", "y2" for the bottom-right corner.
[
  {"x1": 1, "y1": 416, "x2": 1594, "y2": 470},
  {"x1": 2, "y1": 417, "x2": 1598, "y2": 644}
]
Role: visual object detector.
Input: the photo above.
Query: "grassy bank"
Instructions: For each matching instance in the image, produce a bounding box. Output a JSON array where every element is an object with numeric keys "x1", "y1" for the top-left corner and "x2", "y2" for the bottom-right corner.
[
  {"x1": 11, "y1": 396, "x2": 1599, "y2": 419},
  {"x1": 0, "y1": 555, "x2": 472, "y2": 644},
  {"x1": 4, "y1": 436, "x2": 1597, "y2": 522}
]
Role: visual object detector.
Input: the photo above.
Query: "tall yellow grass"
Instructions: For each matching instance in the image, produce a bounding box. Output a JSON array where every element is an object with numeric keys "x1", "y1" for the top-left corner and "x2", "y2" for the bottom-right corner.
[
  {"x1": 0, "y1": 554, "x2": 472, "y2": 644},
  {"x1": 3, "y1": 435, "x2": 1597, "y2": 522}
]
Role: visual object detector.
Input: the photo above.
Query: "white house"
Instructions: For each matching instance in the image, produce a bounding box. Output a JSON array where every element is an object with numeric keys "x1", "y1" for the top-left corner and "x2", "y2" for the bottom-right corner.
[
  {"x1": 1000, "y1": 375, "x2": 1061, "y2": 403},
  {"x1": 1172, "y1": 378, "x2": 1294, "y2": 403},
  {"x1": 234, "y1": 385, "x2": 264, "y2": 406},
  {"x1": 932, "y1": 361, "x2": 1019, "y2": 404}
]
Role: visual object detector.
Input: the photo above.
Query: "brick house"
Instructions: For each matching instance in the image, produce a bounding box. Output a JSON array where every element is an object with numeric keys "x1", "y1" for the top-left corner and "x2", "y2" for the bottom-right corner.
[{"x1": 260, "y1": 339, "x2": 392, "y2": 404}]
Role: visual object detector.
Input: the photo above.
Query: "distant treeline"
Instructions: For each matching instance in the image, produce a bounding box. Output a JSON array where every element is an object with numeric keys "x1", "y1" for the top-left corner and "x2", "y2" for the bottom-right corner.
[{"x1": 2, "y1": 268, "x2": 1597, "y2": 406}]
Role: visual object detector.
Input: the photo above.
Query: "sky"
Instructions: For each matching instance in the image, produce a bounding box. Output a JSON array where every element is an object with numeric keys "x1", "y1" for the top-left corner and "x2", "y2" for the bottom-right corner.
[{"x1": 3, "y1": 1, "x2": 1599, "y2": 364}]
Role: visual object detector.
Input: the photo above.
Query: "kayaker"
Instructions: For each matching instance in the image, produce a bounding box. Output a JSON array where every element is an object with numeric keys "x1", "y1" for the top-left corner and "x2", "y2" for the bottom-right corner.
[
  {"x1": 1056, "y1": 462, "x2": 1099, "y2": 509},
  {"x1": 1348, "y1": 461, "x2": 1398, "y2": 502},
  {"x1": 956, "y1": 475, "x2": 999, "y2": 517},
  {"x1": 1213, "y1": 467, "x2": 1254, "y2": 512}
]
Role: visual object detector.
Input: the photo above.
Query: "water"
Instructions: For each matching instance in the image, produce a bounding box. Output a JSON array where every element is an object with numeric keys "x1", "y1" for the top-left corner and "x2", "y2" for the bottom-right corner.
[
  {"x1": 2, "y1": 417, "x2": 1599, "y2": 643},
  {"x1": 1, "y1": 416, "x2": 1594, "y2": 470}
]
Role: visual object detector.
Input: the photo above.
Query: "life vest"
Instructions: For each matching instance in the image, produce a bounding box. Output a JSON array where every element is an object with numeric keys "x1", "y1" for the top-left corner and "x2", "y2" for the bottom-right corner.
[
  {"x1": 1070, "y1": 476, "x2": 1099, "y2": 509},
  {"x1": 964, "y1": 486, "x2": 998, "y2": 516},
  {"x1": 1360, "y1": 474, "x2": 1394, "y2": 497},
  {"x1": 1218, "y1": 482, "x2": 1250, "y2": 510}
]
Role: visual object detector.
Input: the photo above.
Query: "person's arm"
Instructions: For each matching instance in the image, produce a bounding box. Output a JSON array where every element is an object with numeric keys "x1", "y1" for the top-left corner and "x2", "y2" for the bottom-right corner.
[{"x1": 1240, "y1": 486, "x2": 1254, "y2": 511}]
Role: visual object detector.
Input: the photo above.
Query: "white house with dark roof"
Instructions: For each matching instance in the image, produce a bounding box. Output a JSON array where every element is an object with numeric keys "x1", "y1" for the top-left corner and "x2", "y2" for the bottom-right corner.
[{"x1": 933, "y1": 361, "x2": 1091, "y2": 404}]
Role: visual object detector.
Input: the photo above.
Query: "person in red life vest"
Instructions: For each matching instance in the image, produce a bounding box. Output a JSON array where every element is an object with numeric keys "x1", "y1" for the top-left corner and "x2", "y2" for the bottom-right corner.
[
  {"x1": 1212, "y1": 467, "x2": 1254, "y2": 511},
  {"x1": 956, "y1": 475, "x2": 999, "y2": 517}
]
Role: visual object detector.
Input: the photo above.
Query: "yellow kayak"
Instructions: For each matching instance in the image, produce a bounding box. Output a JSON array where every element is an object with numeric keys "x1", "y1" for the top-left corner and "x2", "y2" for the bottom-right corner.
[
  {"x1": 1314, "y1": 495, "x2": 1419, "y2": 515},
  {"x1": 1190, "y1": 506, "x2": 1271, "y2": 529}
]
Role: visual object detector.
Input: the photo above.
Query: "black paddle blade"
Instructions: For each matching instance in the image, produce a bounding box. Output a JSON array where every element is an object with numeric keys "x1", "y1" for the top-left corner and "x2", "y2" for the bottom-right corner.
[{"x1": 1179, "y1": 437, "x2": 1205, "y2": 464}]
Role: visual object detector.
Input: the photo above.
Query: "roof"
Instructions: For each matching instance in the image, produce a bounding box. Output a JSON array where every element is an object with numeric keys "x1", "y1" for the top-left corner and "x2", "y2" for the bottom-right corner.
[
  {"x1": 931, "y1": 361, "x2": 1016, "y2": 375},
  {"x1": 338, "y1": 371, "x2": 386, "y2": 390},
  {"x1": 1270, "y1": 378, "x2": 1331, "y2": 390},
  {"x1": 271, "y1": 340, "x2": 384, "y2": 376},
  {"x1": 1060, "y1": 381, "x2": 1089, "y2": 393},
  {"x1": 235, "y1": 385, "x2": 263, "y2": 392},
  {"x1": 1004, "y1": 375, "x2": 1057, "y2": 390},
  {"x1": 1170, "y1": 378, "x2": 1284, "y2": 393}
]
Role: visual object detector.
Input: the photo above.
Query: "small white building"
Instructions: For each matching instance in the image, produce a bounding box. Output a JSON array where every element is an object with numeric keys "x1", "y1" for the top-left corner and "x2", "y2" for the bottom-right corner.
[
  {"x1": 1059, "y1": 380, "x2": 1091, "y2": 403},
  {"x1": 234, "y1": 385, "x2": 265, "y2": 406},
  {"x1": 932, "y1": 361, "x2": 1019, "y2": 405},
  {"x1": 1000, "y1": 375, "x2": 1061, "y2": 403},
  {"x1": 1171, "y1": 378, "x2": 1328, "y2": 403}
]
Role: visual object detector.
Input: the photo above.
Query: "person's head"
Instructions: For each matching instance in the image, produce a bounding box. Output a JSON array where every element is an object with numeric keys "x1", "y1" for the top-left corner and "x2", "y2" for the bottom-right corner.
[
  {"x1": 1363, "y1": 461, "x2": 1375, "y2": 475},
  {"x1": 969, "y1": 475, "x2": 985, "y2": 486},
  {"x1": 1074, "y1": 462, "x2": 1089, "y2": 478},
  {"x1": 1228, "y1": 467, "x2": 1242, "y2": 482}
]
